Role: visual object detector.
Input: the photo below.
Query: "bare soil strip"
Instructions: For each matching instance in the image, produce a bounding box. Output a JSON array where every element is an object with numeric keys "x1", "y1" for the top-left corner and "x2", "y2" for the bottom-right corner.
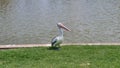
[
  {"x1": 0, "y1": 44, "x2": 50, "y2": 49},
  {"x1": 0, "y1": 43, "x2": 120, "y2": 49}
]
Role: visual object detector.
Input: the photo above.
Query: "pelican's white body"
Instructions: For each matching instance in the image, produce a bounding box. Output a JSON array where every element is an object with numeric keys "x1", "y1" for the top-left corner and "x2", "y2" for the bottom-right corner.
[{"x1": 51, "y1": 36, "x2": 63, "y2": 47}]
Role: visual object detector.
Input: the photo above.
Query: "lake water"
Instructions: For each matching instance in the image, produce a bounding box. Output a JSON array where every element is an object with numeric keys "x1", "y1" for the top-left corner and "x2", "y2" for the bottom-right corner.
[{"x1": 0, "y1": 0, "x2": 120, "y2": 45}]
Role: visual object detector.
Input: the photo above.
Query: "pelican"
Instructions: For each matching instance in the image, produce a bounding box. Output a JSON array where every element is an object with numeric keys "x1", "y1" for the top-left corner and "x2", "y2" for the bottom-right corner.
[{"x1": 51, "y1": 23, "x2": 71, "y2": 48}]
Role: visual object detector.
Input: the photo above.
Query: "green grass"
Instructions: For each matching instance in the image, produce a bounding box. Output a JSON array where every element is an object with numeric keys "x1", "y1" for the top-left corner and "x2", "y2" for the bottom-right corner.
[{"x1": 0, "y1": 45, "x2": 120, "y2": 68}]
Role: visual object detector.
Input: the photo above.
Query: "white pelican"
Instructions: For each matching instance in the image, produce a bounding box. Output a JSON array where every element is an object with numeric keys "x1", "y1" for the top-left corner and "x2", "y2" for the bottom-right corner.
[{"x1": 51, "y1": 23, "x2": 71, "y2": 48}]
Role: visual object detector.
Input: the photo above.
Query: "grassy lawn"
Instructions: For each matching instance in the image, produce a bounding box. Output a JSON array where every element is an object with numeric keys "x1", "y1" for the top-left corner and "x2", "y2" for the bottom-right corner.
[{"x1": 0, "y1": 45, "x2": 120, "y2": 68}]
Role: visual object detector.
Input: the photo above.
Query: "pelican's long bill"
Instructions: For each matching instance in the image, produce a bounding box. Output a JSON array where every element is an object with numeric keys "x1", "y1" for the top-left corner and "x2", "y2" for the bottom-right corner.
[{"x1": 57, "y1": 23, "x2": 71, "y2": 31}]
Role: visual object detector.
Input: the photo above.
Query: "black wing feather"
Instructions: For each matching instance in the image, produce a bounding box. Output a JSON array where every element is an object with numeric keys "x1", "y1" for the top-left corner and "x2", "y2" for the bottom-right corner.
[
  {"x1": 51, "y1": 37, "x2": 58, "y2": 47},
  {"x1": 52, "y1": 40, "x2": 57, "y2": 46}
]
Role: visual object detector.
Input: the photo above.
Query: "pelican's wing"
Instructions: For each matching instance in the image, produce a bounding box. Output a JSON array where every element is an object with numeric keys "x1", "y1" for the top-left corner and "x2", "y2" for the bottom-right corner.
[{"x1": 51, "y1": 37, "x2": 58, "y2": 46}]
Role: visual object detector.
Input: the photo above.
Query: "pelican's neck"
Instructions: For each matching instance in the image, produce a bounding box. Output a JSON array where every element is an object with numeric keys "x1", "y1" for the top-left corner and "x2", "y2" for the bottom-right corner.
[{"x1": 58, "y1": 27, "x2": 63, "y2": 37}]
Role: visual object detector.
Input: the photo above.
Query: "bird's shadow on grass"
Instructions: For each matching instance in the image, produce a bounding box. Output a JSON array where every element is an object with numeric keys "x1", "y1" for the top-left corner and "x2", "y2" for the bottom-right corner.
[{"x1": 47, "y1": 47, "x2": 61, "y2": 50}]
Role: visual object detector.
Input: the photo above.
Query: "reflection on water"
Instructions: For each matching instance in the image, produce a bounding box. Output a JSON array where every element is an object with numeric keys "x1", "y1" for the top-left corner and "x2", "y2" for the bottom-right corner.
[
  {"x1": 0, "y1": 0, "x2": 9, "y2": 10},
  {"x1": 0, "y1": 0, "x2": 10, "y2": 18},
  {"x1": 0, "y1": 0, "x2": 120, "y2": 44}
]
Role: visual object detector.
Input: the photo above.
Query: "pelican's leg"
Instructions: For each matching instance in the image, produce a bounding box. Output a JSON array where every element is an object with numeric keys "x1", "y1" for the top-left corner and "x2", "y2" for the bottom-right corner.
[
  {"x1": 58, "y1": 44, "x2": 61, "y2": 48},
  {"x1": 51, "y1": 44, "x2": 56, "y2": 50},
  {"x1": 55, "y1": 44, "x2": 60, "y2": 49},
  {"x1": 53, "y1": 44, "x2": 56, "y2": 47},
  {"x1": 52, "y1": 44, "x2": 55, "y2": 47}
]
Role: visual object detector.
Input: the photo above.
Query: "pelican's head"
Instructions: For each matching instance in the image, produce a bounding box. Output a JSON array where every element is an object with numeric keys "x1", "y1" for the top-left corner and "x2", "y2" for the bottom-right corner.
[{"x1": 57, "y1": 23, "x2": 71, "y2": 31}]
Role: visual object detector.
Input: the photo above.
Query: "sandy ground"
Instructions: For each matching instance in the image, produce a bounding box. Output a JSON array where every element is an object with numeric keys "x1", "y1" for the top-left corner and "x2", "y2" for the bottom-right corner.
[{"x1": 0, "y1": 43, "x2": 120, "y2": 49}]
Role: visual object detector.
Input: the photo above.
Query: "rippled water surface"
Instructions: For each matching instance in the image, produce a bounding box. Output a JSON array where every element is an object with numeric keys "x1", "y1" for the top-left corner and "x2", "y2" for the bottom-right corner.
[{"x1": 0, "y1": 0, "x2": 120, "y2": 44}]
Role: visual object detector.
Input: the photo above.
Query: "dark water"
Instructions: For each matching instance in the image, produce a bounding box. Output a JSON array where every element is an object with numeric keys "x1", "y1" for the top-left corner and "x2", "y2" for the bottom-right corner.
[{"x1": 0, "y1": 0, "x2": 120, "y2": 44}]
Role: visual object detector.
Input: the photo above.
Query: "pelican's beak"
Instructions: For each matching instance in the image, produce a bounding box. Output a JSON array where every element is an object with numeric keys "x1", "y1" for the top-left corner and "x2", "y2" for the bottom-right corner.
[{"x1": 57, "y1": 23, "x2": 71, "y2": 31}]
